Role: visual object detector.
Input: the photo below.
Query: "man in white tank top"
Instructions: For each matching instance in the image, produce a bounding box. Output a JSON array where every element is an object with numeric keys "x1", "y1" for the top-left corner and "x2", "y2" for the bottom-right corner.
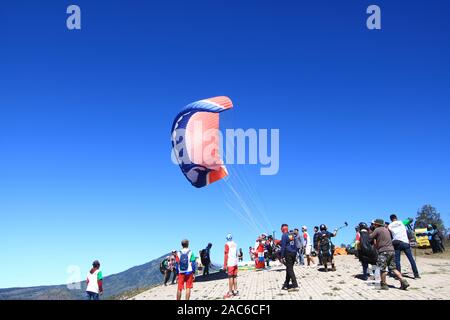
[{"x1": 223, "y1": 234, "x2": 239, "y2": 298}]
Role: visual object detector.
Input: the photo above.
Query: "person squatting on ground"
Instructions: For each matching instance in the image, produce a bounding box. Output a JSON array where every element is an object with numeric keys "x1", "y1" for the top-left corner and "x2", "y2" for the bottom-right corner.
[
  {"x1": 370, "y1": 219, "x2": 410, "y2": 290},
  {"x1": 176, "y1": 239, "x2": 197, "y2": 300},
  {"x1": 280, "y1": 224, "x2": 299, "y2": 291},
  {"x1": 223, "y1": 234, "x2": 239, "y2": 298}
]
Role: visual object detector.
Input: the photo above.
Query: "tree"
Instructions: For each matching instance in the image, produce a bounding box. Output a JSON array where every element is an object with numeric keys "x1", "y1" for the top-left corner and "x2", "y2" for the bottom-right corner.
[{"x1": 414, "y1": 204, "x2": 446, "y2": 231}]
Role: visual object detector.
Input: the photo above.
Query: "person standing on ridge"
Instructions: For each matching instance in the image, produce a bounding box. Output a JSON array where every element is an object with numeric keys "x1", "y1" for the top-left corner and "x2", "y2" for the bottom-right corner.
[
  {"x1": 280, "y1": 224, "x2": 299, "y2": 291},
  {"x1": 223, "y1": 234, "x2": 239, "y2": 298},
  {"x1": 238, "y1": 248, "x2": 244, "y2": 262},
  {"x1": 86, "y1": 260, "x2": 103, "y2": 300},
  {"x1": 175, "y1": 239, "x2": 197, "y2": 300}
]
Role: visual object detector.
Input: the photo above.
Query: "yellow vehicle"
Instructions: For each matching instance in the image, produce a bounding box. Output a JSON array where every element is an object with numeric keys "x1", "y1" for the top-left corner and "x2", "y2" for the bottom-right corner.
[{"x1": 414, "y1": 228, "x2": 430, "y2": 248}]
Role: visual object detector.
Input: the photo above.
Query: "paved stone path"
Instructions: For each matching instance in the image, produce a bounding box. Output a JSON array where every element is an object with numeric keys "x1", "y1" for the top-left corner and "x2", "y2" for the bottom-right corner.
[{"x1": 132, "y1": 255, "x2": 450, "y2": 300}]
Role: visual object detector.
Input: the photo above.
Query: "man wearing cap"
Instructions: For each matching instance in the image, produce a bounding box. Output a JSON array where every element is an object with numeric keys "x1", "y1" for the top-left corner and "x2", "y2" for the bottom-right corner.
[{"x1": 370, "y1": 219, "x2": 410, "y2": 290}]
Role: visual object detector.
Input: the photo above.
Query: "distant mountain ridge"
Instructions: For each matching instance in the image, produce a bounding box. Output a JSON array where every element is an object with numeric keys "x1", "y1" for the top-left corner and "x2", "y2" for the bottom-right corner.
[{"x1": 0, "y1": 254, "x2": 169, "y2": 300}]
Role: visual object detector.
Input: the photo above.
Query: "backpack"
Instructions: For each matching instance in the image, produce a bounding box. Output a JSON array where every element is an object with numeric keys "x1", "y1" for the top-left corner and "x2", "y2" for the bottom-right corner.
[
  {"x1": 159, "y1": 258, "x2": 169, "y2": 274},
  {"x1": 319, "y1": 233, "x2": 331, "y2": 254},
  {"x1": 179, "y1": 250, "x2": 191, "y2": 272},
  {"x1": 359, "y1": 232, "x2": 377, "y2": 263}
]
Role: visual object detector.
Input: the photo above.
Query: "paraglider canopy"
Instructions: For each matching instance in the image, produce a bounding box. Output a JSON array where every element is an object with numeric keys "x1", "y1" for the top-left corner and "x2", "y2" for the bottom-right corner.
[{"x1": 171, "y1": 96, "x2": 233, "y2": 188}]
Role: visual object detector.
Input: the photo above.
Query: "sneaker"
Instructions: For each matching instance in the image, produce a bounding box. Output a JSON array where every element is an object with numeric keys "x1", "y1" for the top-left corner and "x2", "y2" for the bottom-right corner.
[
  {"x1": 223, "y1": 292, "x2": 233, "y2": 299},
  {"x1": 331, "y1": 266, "x2": 336, "y2": 272},
  {"x1": 281, "y1": 285, "x2": 289, "y2": 290},
  {"x1": 232, "y1": 290, "x2": 239, "y2": 296},
  {"x1": 400, "y1": 280, "x2": 410, "y2": 290},
  {"x1": 288, "y1": 286, "x2": 299, "y2": 292},
  {"x1": 380, "y1": 283, "x2": 389, "y2": 290},
  {"x1": 414, "y1": 274, "x2": 421, "y2": 279}
]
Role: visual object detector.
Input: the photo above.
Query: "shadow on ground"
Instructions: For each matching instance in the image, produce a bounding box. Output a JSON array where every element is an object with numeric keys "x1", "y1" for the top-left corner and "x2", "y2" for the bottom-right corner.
[
  {"x1": 354, "y1": 274, "x2": 368, "y2": 281},
  {"x1": 195, "y1": 271, "x2": 229, "y2": 283},
  {"x1": 318, "y1": 267, "x2": 338, "y2": 273}
]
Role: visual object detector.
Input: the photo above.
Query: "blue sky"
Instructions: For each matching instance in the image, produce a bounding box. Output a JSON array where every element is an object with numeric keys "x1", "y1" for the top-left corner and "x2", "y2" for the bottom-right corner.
[{"x1": 0, "y1": 0, "x2": 449, "y2": 288}]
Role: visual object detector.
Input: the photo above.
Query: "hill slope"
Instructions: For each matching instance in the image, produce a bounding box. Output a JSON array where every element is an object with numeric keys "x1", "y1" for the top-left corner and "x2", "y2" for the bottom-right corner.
[{"x1": 0, "y1": 254, "x2": 168, "y2": 300}]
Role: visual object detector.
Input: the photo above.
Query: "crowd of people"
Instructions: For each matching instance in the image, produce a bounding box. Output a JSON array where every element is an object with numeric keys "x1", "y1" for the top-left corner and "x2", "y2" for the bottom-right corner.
[
  {"x1": 85, "y1": 215, "x2": 445, "y2": 300},
  {"x1": 355, "y1": 215, "x2": 413, "y2": 290},
  {"x1": 160, "y1": 215, "x2": 420, "y2": 299},
  {"x1": 239, "y1": 214, "x2": 431, "y2": 293},
  {"x1": 158, "y1": 235, "x2": 241, "y2": 300},
  {"x1": 248, "y1": 224, "x2": 338, "y2": 274},
  {"x1": 245, "y1": 223, "x2": 341, "y2": 291}
]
